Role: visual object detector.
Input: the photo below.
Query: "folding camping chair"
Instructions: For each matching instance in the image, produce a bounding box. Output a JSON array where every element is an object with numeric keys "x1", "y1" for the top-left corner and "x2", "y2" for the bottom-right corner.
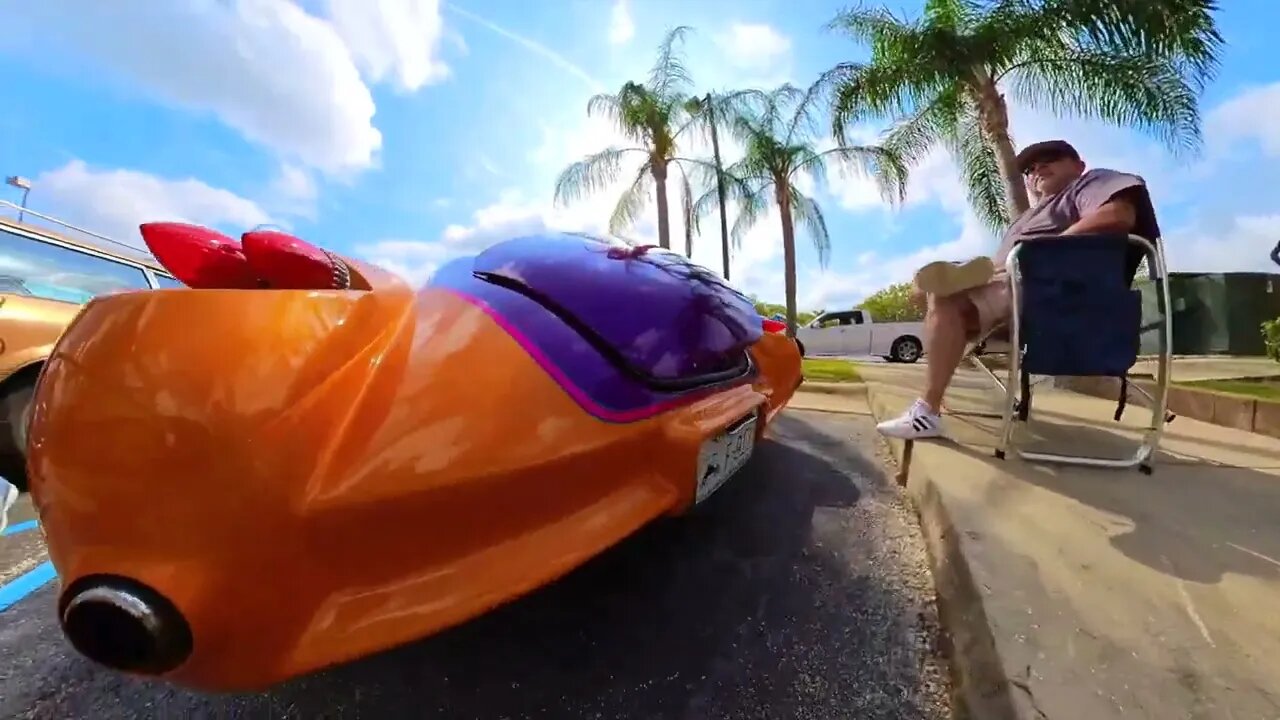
[{"x1": 961, "y1": 232, "x2": 1175, "y2": 474}]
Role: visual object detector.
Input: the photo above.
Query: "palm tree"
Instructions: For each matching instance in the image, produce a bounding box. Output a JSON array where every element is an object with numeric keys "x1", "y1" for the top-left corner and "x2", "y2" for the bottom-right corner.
[
  {"x1": 681, "y1": 90, "x2": 768, "y2": 279},
  {"x1": 553, "y1": 26, "x2": 700, "y2": 251},
  {"x1": 695, "y1": 85, "x2": 906, "y2": 336},
  {"x1": 821, "y1": 0, "x2": 1223, "y2": 230},
  {"x1": 682, "y1": 92, "x2": 739, "y2": 279}
]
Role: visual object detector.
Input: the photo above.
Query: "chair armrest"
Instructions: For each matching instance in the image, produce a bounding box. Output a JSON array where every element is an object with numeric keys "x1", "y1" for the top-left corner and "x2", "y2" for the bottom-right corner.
[
  {"x1": 1007, "y1": 232, "x2": 1155, "y2": 255},
  {"x1": 1006, "y1": 233, "x2": 1160, "y2": 286}
]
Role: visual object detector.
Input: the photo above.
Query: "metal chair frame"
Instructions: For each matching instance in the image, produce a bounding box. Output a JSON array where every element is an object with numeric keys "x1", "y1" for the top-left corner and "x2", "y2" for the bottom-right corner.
[{"x1": 959, "y1": 234, "x2": 1175, "y2": 474}]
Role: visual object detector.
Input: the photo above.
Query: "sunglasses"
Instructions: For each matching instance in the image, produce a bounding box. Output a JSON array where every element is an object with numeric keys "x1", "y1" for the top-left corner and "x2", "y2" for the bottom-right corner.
[{"x1": 1021, "y1": 154, "x2": 1069, "y2": 176}]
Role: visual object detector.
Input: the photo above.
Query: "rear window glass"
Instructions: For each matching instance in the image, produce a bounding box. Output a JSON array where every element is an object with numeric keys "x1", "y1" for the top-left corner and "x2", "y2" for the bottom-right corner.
[
  {"x1": 0, "y1": 228, "x2": 152, "y2": 304},
  {"x1": 153, "y1": 273, "x2": 185, "y2": 289}
]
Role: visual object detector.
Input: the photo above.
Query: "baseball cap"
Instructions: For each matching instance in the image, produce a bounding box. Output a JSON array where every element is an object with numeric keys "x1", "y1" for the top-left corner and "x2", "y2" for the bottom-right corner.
[{"x1": 1015, "y1": 140, "x2": 1081, "y2": 173}]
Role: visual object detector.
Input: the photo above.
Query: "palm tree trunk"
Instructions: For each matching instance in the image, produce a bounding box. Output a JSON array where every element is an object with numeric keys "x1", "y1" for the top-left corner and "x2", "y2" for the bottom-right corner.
[
  {"x1": 973, "y1": 70, "x2": 1030, "y2": 217},
  {"x1": 707, "y1": 95, "x2": 731, "y2": 281},
  {"x1": 652, "y1": 161, "x2": 672, "y2": 250},
  {"x1": 777, "y1": 183, "x2": 799, "y2": 338}
]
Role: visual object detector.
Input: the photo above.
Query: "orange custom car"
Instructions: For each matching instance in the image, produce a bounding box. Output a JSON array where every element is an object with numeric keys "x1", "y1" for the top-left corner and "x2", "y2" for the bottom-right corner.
[{"x1": 27, "y1": 226, "x2": 803, "y2": 692}]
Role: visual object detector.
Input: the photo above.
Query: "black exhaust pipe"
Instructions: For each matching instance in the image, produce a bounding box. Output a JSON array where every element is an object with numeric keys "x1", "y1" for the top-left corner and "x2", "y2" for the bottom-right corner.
[{"x1": 59, "y1": 576, "x2": 193, "y2": 675}]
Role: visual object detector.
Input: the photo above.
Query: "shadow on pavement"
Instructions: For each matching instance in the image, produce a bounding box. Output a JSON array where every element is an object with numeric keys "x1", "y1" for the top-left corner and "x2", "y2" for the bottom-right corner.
[
  {"x1": 8, "y1": 414, "x2": 948, "y2": 720},
  {"x1": 942, "y1": 415, "x2": 1280, "y2": 585},
  {"x1": 868, "y1": 363, "x2": 1280, "y2": 585}
]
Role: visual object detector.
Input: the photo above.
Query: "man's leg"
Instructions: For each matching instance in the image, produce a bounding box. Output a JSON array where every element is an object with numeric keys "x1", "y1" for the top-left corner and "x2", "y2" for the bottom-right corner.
[
  {"x1": 876, "y1": 276, "x2": 1009, "y2": 439},
  {"x1": 922, "y1": 293, "x2": 975, "y2": 412},
  {"x1": 875, "y1": 292, "x2": 976, "y2": 439}
]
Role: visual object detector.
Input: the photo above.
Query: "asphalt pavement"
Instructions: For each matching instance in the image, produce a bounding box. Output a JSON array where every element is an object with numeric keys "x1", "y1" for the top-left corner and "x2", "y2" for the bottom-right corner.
[{"x1": 0, "y1": 410, "x2": 951, "y2": 720}]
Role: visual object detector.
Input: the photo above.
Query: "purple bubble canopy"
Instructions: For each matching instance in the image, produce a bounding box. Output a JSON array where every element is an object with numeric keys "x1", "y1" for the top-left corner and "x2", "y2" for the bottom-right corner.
[{"x1": 428, "y1": 233, "x2": 765, "y2": 422}]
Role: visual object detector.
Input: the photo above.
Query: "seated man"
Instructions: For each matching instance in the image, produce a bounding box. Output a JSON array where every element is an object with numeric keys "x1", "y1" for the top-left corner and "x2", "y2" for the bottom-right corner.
[{"x1": 877, "y1": 139, "x2": 1160, "y2": 439}]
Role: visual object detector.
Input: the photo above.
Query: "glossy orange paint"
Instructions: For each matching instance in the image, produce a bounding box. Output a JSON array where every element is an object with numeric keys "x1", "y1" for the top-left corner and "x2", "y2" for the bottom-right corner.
[{"x1": 28, "y1": 278, "x2": 801, "y2": 692}]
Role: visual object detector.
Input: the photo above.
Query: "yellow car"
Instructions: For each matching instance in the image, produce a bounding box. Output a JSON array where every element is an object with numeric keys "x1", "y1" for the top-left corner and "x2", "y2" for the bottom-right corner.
[{"x1": 0, "y1": 206, "x2": 181, "y2": 487}]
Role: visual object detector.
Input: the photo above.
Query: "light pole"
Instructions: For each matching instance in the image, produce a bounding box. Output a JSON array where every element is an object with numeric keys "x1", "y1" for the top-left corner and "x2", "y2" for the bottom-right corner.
[{"x1": 6, "y1": 176, "x2": 32, "y2": 222}]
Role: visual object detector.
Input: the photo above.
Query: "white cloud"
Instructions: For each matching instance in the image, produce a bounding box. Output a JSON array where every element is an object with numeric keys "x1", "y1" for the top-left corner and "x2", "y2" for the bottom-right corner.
[
  {"x1": 1164, "y1": 214, "x2": 1280, "y2": 273},
  {"x1": 1206, "y1": 81, "x2": 1280, "y2": 157},
  {"x1": 609, "y1": 0, "x2": 635, "y2": 46},
  {"x1": 6, "y1": 0, "x2": 454, "y2": 176},
  {"x1": 326, "y1": 0, "x2": 450, "y2": 92},
  {"x1": 356, "y1": 189, "x2": 608, "y2": 286},
  {"x1": 30, "y1": 160, "x2": 272, "y2": 249},
  {"x1": 713, "y1": 23, "x2": 791, "y2": 73},
  {"x1": 268, "y1": 163, "x2": 319, "y2": 220},
  {"x1": 6, "y1": 0, "x2": 384, "y2": 175}
]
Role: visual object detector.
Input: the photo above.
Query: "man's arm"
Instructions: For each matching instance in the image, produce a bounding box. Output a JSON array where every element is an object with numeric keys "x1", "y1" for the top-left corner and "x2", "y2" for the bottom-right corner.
[
  {"x1": 1064, "y1": 169, "x2": 1153, "y2": 238},
  {"x1": 1061, "y1": 195, "x2": 1137, "y2": 236}
]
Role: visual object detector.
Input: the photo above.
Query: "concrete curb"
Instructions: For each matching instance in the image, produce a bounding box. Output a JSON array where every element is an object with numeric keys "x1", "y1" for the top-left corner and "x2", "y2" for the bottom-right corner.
[
  {"x1": 788, "y1": 386, "x2": 869, "y2": 415},
  {"x1": 795, "y1": 380, "x2": 866, "y2": 397},
  {"x1": 864, "y1": 383, "x2": 1026, "y2": 720}
]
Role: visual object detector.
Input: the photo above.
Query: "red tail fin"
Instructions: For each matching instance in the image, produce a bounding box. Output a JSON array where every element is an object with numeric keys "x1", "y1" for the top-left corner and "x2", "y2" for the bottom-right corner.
[
  {"x1": 241, "y1": 230, "x2": 350, "y2": 290},
  {"x1": 139, "y1": 223, "x2": 259, "y2": 289}
]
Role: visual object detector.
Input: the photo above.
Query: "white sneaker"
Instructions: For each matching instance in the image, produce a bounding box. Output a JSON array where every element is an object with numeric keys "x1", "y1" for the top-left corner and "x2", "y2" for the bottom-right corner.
[
  {"x1": 0, "y1": 477, "x2": 17, "y2": 535},
  {"x1": 876, "y1": 399, "x2": 944, "y2": 439}
]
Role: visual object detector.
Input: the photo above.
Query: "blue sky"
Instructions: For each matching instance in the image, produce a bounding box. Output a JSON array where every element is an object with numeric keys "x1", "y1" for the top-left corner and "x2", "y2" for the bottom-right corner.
[{"x1": 3, "y1": 0, "x2": 1280, "y2": 311}]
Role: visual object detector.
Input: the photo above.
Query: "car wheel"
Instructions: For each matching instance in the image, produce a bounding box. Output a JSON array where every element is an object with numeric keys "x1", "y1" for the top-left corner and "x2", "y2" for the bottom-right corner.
[
  {"x1": 0, "y1": 378, "x2": 35, "y2": 491},
  {"x1": 890, "y1": 336, "x2": 923, "y2": 364}
]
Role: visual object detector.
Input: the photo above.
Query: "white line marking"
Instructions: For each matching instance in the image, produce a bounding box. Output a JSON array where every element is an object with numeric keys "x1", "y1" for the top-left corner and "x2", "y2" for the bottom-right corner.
[
  {"x1": 1227, "y1": 542, "x2": 1280, "y2": 571},
  {"x1": 1164, "y1": 555, "x2": 1215, "y2": 647}
]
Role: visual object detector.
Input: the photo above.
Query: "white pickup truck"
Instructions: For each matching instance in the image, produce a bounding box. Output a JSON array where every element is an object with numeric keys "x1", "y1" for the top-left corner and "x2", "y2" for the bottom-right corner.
[{"x1": 795, "y1": 308, "x2": 927, "y2": 362}]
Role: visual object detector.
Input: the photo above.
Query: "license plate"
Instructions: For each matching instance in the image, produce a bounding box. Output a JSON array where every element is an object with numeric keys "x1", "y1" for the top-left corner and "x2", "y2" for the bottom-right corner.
[{"x1": 695, "y1": 412, "x2": 758, "y2": 504}]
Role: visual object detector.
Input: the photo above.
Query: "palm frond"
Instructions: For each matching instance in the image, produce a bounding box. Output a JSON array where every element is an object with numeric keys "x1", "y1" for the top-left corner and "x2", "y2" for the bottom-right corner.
[
  {"x1": 648, "y1": 25, "x2": 695, "y2": 98},
  {"x1": 1009, "y1": 50, "x2": 1203, "y2": 155},
  {"x1": 554, "y1": 147, "x2": 642, "y2": 206},
  {"x1": 729, "y1": 186, "x2": 771, "y2": 247},
  {"x1": 608, "y1": 161, "x2": 654, "y2": 234},
  {"x1": 827, "y1": 60, "x2": 949, "y2": 145},
  {"x1": 758, "y1": 85, "x2": 805, "y2": 135},
  {"x1": 585, "y1": 92, "x2": 624, "y2": 125},
  {"x1": 671, "y1": 156, "x2": 723, "y2": 194},
  {"x1": 676, "y1": 88, "x2": 769, "y2": 142},
  {"x1": 796, "y1": 144, "x2": 909, "y2": 206},
  {"x1": 880, "y1": 84, "x2": 963, "y2": 168},
  {"x1": 921, "y1": 0, "x2": 984, "y2": 31},
  {"x1": 787, "y1": 187, "x2": 833, "y2": 268},
  {"x1": 1035, "y1": 0, "x2": 1223, "y2": 89},
  {"x1": 786, "y1": 75, "x2": 841, "y2": 147},
  {"x1": 587, "y1": 85, "x2": 652, "y2": 144},
  {"x1": 689, "y1": 161, "x2": 754, "y2": 243},
  {"x1": 943, "y1": 108, "x2": 1008, "y2": 231},
  {"x1": 675, "y1": 162, "x2": 695, "y2": 256},
  {"x1": 714, "y1": 88, "x2": 770, "y2": 119},
  {"x1": 724, "y1": 108, "x2": 766, "y2": 152},
  {"x1": 826, "y1": 4, "x2": 916, "y2": 52}
]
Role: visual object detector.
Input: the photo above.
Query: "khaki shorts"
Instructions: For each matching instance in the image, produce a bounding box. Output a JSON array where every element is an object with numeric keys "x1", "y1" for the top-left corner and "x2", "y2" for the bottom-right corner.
[
  {"x1": 928, "y1": 269, "x2": 1010, "y2": 338},
  {"x1": 967, "y1": 270, "x2": 1012, "y2": 335}
]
